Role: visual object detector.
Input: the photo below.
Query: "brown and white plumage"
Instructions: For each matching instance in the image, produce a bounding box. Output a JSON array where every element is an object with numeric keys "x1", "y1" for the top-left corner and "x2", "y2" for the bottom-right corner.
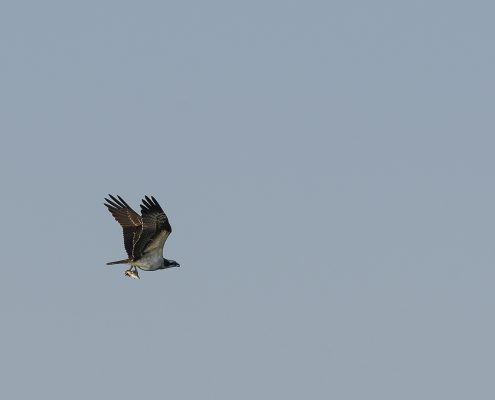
[{"x1": 104, "y1": 194, "x2": 179, "y2": 278}]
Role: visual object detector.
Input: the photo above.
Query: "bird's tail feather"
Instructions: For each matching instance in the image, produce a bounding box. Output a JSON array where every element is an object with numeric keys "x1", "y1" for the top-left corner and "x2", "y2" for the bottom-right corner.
[{"x1": 106, "y1": 259, "x2": 130, "y2": 265}]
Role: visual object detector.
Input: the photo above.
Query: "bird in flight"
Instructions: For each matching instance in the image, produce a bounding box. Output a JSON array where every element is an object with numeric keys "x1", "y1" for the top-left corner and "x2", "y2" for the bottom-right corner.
[{"x1": 104, "y1": 194, "x2": 180, "y2": 279}]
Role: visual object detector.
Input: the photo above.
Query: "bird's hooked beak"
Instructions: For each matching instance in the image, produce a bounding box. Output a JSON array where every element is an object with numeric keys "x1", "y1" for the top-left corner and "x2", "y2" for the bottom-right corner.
[{"x1": 125, "y1": 270, "x2": 140, "y2": 279}]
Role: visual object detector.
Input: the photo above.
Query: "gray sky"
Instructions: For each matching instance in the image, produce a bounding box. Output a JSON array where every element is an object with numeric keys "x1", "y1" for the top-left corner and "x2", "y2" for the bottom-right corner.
[{"x1": 1, "y1": 1, "x2": 494, "y2": 399}]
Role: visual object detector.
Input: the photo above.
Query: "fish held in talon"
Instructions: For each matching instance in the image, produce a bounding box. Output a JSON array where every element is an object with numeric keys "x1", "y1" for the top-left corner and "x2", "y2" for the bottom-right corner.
[{"x1": 124, "y1": 270, "x2": 140, "y2": 279}]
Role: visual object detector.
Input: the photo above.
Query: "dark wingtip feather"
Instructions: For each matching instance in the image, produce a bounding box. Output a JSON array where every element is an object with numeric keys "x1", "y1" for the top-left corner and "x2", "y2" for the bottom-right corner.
[
  {"x1": 104, "y1": 197, "x2": 115, "y2": 208},
  {"x1": 141, "y1": 195, "x2": 153, "y2": 209},
  {"x1": 109, "y1": 194, "x2": 122, "y2": 205},
  {"x1": 117, "y1": 195, "x2": 131, "y2": 208},
  {"x1": 105, "y1": 198, "x2": 120, "y2": 209},
  {"x1": 107, "y1": 194, "x2": 132, "y2": 209}
]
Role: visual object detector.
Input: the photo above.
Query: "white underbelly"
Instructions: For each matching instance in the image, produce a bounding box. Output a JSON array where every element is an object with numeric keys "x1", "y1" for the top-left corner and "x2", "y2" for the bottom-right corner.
[{"x1": 130, "y1": 250, "x2": 163, "y2": 271}]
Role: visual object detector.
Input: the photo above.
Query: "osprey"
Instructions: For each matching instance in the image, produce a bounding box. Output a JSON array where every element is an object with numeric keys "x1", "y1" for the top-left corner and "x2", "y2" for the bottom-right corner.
[{"x1": 104, "y1": 194, "x2": 180, "y2": 279}]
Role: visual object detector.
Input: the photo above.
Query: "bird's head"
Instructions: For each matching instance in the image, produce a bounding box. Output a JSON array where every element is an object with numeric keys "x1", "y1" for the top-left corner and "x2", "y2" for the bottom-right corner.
[{"x1": 163, "y1": 259, "x2": 180, "y2": 269}]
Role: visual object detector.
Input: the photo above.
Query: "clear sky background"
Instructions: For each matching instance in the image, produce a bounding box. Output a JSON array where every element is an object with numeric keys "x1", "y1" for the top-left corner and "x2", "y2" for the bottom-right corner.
[{"x1": 1, "y1": 1, "x2": 494, "y2": 399}]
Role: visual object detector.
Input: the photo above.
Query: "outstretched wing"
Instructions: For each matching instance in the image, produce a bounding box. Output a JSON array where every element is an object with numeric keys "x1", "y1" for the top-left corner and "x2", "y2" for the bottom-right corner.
[
  {"x1": 104, "y1": 194, "x2": 143, "y2": 259},
  {"x1": 132, "y1": 195, "x2": 172, "y2": 259}
]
